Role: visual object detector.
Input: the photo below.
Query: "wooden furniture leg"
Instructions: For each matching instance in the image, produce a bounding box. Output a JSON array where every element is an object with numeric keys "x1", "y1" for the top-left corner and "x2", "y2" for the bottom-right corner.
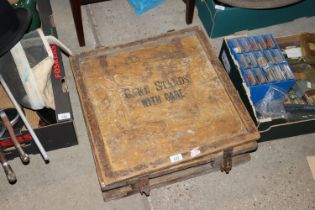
[
  {"x1": 185, "y1": 0, "x2": 195, "y2": 24},
  {"x1": 69, "y1": 0, "x2": 85, "y2": 46},
  {"x1": 69, "y1": 0, "x2": 111, "y2": 47},
  {"x1": 69, "y1": 0, "x2": 191, "y2": 46}
]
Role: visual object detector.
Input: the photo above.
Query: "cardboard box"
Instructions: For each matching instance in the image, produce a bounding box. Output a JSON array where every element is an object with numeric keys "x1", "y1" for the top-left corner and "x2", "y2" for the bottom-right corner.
[
  {"x1": 196, "y1": 0, "x2": 315, "y2": 38},
  {"x1": 225, "y1": 34, "x2": 295, "y2": 104},
  {"x1": 1, "y1": 0, "x2": 77, "y2": 160},
  {"x1": 219, "y1": 33, "x2": 315, "y2": 141}
]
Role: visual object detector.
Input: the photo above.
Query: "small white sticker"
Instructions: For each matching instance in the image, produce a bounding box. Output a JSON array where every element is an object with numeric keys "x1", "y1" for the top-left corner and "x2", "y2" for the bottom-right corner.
[
  {"x1": 170, "y1": 154, "x2": 183, "y2": 163},
  {"x1": 58, "y1": 112, "x2": 71, "y2": 120},
  {"x1": 190, "y1": 148, "x2": 201, "y2": 158},
  {"x1": 284, "y1": 47, "x2": 302, "y2": 58},
  {"x1": 187, "y1": 129, "x2": 195, "y2": 134},
  {"x1": 221, "y1": 51, "x2": 231, "y2": 74},
  {"x1": 215, "y1": 5, "x2": 225, "y2": 10},
  {"x1": 233, "y1": 48, "x2": 241, "y2": 53},
  {"x1": 307, "y1": 81, "x2": 312, "y2": 89}
]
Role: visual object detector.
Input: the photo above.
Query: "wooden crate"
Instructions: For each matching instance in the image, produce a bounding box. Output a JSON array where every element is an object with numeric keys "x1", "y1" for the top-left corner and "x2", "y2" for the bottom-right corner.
[
  {"x1": 70, "y1": 27, "x2": 260, "y2": 201},
  {"x1": 101, "y1": 141, "x2": 256, "y2": 201}
]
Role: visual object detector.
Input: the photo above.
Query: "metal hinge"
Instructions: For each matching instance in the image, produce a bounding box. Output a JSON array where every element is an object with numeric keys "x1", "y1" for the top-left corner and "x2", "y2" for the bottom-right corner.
[
  {"x1": 220, "y1": 148, "x2": 233, "y2": 174},
  {"x1": 133, "y1": 177, "x2": 151, "y2": 196}
]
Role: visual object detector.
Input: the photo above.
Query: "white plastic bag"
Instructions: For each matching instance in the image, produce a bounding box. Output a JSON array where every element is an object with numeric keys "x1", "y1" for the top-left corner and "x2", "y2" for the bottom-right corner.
[
  {"x1": 0, "y1": 29, "x2": 71, "y2": 110},
  {"x1": 255, "y1": 86, "x2": 288, "y2": 119}
]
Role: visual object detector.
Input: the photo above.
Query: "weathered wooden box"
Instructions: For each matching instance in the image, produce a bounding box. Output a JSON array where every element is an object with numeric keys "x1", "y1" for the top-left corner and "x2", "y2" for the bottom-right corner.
[{"x1": 70, "y1": 27, "x2": 260, "y2": 201}]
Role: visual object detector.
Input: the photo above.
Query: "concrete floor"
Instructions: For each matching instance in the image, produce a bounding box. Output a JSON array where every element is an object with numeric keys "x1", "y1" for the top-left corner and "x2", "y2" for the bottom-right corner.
[{"x1": 1, "y1": 0, "x2": 315, "y2": 209}]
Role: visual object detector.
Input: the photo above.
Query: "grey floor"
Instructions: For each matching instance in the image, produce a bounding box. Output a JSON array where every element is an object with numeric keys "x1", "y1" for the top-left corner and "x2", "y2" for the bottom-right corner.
[{"x1": 1, "y1": 0, "x2": 315, "y2": 209}]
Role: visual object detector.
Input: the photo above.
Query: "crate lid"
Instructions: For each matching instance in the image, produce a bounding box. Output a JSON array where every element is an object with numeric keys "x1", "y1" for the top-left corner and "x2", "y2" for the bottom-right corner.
[{"x1": 70, "y1": 27, "x2": 259, "y2": 187}]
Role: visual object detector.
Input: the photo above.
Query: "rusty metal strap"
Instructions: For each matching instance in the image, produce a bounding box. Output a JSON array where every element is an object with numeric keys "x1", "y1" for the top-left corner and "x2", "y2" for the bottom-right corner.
[
  {"x1": 220, "y1": 148, "x2": 233, "y2": 174},
  {"x1": 132, "y1": 177, "x2": 151, "y2": 196}
]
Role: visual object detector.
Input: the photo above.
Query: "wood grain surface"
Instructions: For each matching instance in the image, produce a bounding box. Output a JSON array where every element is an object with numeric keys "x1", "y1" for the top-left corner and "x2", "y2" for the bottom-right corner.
[{"x1": 70, "y1": 27, "x2": 259, "y2": 187}]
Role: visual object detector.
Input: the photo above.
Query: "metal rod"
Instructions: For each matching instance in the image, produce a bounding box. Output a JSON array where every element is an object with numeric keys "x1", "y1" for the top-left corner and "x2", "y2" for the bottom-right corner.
[
  {"x1": 0, "y1": 146, "x2": 16, "y2": 183},
  {"x1": 0, "y1": 111, "x2": 30, "y2": 163},
  {"x1": 0, "y1": 75, "x2": 49, "y2": 161}
]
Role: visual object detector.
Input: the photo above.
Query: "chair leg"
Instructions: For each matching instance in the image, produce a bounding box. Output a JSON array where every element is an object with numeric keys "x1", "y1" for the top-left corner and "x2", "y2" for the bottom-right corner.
[
  {"x1": 185, "y1": 0, "x2": 195, "y2": 24},
  {"x1": 70, "y1": 0, "x2": 85, "y2": 46}
]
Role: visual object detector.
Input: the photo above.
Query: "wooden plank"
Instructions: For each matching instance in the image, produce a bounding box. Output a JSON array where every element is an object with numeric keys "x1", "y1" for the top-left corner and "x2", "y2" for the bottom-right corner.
[
  {"x1": 147, "y1": 141, "x2": 256, "y2": 180},
  {"x1": 102, "y1": 153, "x2": 251, "y2": 201},
  {"x1": 0, "y1": 85, "x2": 13, "y2": 108},
  {"x1": 276, "y1": 34, "x2": 301, "y2": 48},
  {"x1": 70, "y1": 27, "x2": 259, "y2": 190},
  {"x1": 307, "y1": 156, "x2": 315, "y2": 180},
  {"x1": 100, "y1": 141, "x2": 257, "y2": 192}
]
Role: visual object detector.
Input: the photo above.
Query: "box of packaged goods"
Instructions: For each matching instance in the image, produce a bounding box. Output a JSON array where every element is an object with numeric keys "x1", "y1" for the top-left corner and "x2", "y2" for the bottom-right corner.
[
  {"x1": 226, "y1": 34, "x2": 295, "y2": 105},
  {"x1": 220, "y1": 32, "x2": 315, "y2": 141},
  {"x1": 0, "y1": 0, "x2": 77, "y2": 161},
  {"x1": 280, "y1": 33, "x2": 315, "y2": 120}
]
